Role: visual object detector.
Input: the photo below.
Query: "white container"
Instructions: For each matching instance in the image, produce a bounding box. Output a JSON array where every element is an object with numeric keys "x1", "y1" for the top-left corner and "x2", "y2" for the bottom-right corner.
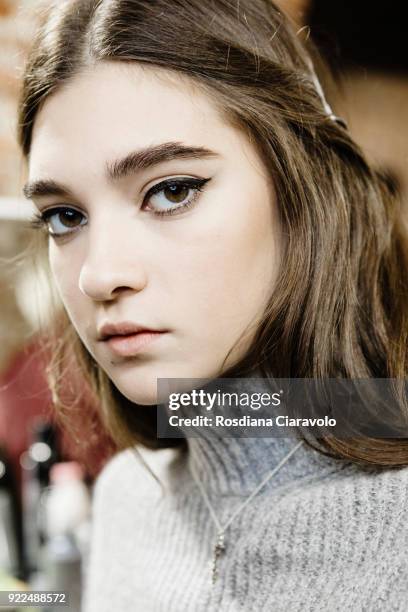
[
  {"x1": 44, "y1": 462, "x2": 90, "y2": 540},
  {"x1": 40, "y1": 462, "x2": 91, "y2": 612}
]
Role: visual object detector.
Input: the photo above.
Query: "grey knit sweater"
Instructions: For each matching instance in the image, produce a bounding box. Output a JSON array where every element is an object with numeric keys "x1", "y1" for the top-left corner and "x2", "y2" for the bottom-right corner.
[{"x1": 83, "y1": 379, "x2": 408, "y2": 612}]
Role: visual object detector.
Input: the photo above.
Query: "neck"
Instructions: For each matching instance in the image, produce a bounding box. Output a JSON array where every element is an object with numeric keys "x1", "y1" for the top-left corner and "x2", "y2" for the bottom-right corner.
[{"x1": 168, "y1": 375, "x2": 332, "y2": 496}]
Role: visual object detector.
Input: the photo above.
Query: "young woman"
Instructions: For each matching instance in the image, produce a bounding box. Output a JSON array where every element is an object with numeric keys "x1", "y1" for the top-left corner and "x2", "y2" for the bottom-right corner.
[{"x1": 17, "y1": 0, "x2": 408, "y2": 610}]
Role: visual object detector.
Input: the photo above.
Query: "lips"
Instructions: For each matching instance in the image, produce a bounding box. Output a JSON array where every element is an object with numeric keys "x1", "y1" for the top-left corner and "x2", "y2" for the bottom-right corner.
[
  {"x1": 97, "y1": 322, "x2": 168, "y2": 357},
  {"x1": 97, "y1": 322, "x2": 163, "y2": 341}
]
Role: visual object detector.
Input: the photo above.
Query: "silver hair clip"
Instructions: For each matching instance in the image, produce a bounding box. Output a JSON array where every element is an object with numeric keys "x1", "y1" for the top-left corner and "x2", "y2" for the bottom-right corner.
[{"x1": 306, "y1": 57, "x2": 348, "y2": 129}]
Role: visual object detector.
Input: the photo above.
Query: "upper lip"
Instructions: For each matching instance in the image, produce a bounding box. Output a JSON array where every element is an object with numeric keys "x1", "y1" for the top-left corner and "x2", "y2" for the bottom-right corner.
[{"x1": 97, "y1": 322, "x2": 166, "y2": 341}]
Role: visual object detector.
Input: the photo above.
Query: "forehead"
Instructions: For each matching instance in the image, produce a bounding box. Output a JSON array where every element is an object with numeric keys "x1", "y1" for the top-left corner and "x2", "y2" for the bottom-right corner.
[{"x1": 28, "y1": 61, "x2": 236, "y2": 183}]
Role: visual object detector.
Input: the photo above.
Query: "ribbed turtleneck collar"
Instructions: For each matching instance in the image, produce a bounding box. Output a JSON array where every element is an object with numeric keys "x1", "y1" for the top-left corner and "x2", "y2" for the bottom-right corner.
[{"x1": 163, "y1": 376, "x2": 346, "y2": 497}]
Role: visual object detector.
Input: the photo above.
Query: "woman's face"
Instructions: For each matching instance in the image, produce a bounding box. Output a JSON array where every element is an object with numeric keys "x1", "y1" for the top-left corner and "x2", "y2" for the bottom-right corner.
[{"x1": 27, "y1": 62, "x2": 282, "y2": 404}]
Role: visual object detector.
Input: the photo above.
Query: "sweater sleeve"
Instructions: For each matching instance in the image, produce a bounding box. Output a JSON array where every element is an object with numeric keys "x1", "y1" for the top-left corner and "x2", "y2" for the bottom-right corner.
[
  {"x1": 81, "y1": 445, "x2": 178, "y2": 612},
  {"x1": 81, "y1": 450, "x2": 132, "y2": 612}
]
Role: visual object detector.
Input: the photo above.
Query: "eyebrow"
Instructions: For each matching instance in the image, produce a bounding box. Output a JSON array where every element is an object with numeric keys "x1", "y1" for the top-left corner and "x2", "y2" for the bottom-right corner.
[{"x1": 22, "y1": 141, "x2": 220, "y2": 200}]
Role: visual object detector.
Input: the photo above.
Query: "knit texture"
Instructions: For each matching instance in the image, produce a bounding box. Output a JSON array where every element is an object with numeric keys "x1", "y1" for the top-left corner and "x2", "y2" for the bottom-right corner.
[{"x1": 82, "y1": 378, "x2": 408, "y2": 611}]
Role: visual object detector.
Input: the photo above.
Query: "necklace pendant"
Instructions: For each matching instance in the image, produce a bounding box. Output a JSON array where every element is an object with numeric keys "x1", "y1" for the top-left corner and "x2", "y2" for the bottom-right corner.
[{"x1": 211, "y1": 531, "x2": 226, "y2": 585}]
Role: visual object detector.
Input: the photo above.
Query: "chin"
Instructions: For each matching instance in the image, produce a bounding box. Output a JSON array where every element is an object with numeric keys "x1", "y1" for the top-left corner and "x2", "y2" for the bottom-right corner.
[
  {"x1": 105, "y1": 360, "x2": 219, "y2": 407},
  {"x1": 94, "y1": 358, "x2": 158, "y2": 405},
  {"x1": 112, "y1": 377, "x2": 160, "y2": 406},
  {"x1": 112, "y1": 376, "x2": 205, "y2": 407}
]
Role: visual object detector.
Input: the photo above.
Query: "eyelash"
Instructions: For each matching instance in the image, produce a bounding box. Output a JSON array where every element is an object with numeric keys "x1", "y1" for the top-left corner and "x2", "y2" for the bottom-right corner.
[{"x1": 30, "y1": 176, "x2": 211, "y2": 238}]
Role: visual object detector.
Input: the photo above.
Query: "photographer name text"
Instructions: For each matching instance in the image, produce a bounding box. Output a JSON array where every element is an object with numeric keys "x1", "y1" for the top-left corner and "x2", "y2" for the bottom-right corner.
[{"x1": 167, "y1": 415, "x2": 336, "y2": 428}]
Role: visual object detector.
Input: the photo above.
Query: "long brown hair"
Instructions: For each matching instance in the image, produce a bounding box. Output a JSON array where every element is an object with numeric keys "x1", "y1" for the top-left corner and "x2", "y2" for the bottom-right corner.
[{"x1": 17, "y1": 0, "x2": 408, "y2": 466}]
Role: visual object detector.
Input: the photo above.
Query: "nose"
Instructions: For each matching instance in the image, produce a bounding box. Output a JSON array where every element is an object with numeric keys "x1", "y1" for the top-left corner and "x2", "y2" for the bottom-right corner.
[{"x1": 78, "y1": 222, "x2": 148, "y2": 302}]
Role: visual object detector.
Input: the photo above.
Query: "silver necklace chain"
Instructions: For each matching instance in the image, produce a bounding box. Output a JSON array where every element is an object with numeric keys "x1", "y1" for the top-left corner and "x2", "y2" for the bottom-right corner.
[{"x1": 189, "y1": 439, "x2": 304, "y2": 585}]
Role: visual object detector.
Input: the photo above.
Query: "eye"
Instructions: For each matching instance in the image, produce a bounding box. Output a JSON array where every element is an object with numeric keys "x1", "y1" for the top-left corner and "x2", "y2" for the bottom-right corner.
[
  {"x1": 144, "y1": 177, "x2": 211, "y2": 216},
  {"x1": 36, "y1": 207, "x2": 87, "y2": 236}
]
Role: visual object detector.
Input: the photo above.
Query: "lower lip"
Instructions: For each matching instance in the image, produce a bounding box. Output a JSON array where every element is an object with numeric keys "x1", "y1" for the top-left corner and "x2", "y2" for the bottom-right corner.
[{"x1": 104, "y1": 331, "x2": 167, "y2": 357}]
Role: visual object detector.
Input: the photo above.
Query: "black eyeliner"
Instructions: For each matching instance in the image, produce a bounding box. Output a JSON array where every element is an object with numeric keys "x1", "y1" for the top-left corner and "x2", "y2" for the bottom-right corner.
[{"x1": 145, "y1": 176, "x2": 211, "y2": 198}]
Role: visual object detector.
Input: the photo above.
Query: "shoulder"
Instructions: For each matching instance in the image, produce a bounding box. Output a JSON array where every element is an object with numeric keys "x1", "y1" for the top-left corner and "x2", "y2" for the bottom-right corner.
[
  {"x1": 305, "y1": 448, "x2": 408, "y2": 496},
  {"x1": 91, "y1": 444, "x2": 182, "y2": 505},
  {"x1": 348, "y1": 462, "x2": 408, "y2": 511},
  {"x1": 329, "y1": 460, "x2": 408, "y2": 496},
  {"x1": 284, "y1": 458, "x2": 408, "y2": 529}
]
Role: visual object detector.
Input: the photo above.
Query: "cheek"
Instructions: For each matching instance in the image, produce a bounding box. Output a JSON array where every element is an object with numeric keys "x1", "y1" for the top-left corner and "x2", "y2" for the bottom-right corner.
[
  {"x1": 165, "y1": 184, "x2": 279, "y2": 332},
  {"x1": 48, "y1": 242, "x2": 87, "y2": 320}
]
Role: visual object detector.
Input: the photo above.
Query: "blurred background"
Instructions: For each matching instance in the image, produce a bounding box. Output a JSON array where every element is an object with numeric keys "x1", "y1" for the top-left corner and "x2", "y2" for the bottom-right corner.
[{"x1": 0, "y1": 0, "x2": 407, "y2": 609}]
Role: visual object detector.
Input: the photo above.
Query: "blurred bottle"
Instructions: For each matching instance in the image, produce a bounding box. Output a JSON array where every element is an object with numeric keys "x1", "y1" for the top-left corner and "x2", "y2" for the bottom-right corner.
[
  {"x1": 40, "y1": 461, "x2": 91, "y2": 612},
  {"x1": 20, "y1": 420, "x2": 60, "y2": 578},
  {"x1": 0, "y1": 447, "x2": 20, "y2": 576}
]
